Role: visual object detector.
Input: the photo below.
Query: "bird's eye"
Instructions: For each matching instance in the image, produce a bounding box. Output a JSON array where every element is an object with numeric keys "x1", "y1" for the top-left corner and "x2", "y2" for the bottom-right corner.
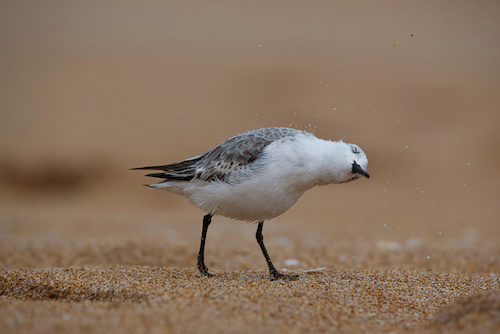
[{"x1": 350, "y1": 144, "x2": 361, "y2": 154}]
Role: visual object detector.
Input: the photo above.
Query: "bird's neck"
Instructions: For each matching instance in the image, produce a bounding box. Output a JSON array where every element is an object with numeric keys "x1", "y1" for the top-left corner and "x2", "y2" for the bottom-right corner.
[{"x1": 268, "y1": 137, "x2": 348, "y2": 192}]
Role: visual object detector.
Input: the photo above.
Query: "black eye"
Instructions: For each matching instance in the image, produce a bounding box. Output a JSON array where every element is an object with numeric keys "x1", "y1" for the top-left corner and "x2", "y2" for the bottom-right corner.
[{"x1": 350, "y1": 144, "x2": 360, "y2": 154}]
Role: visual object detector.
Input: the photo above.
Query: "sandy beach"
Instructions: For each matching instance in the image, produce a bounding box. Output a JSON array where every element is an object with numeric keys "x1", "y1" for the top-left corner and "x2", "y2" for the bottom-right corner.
[{"x1": 1, "y1": 1, "x2": 499, "y2": 333}]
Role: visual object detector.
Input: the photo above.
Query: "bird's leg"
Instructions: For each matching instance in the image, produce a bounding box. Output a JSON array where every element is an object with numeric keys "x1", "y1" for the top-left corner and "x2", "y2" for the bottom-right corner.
[
  {"x1": 197, "y1": 214, "x2": 213, "y2": 277},
  {"x1": 256, "y1": 222, "x2": 298, "y2": 281}
]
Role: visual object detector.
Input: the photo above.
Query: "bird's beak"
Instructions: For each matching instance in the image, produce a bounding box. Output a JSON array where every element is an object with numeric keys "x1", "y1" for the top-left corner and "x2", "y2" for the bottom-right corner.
[{"x1": 352, "y1": 161, "x2": 370, "y2": 178}]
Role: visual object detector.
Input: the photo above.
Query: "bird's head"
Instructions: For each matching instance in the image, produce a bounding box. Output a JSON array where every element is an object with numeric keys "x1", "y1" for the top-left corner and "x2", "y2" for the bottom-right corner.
[
  {"x1": 315, "y1": 142, "x2": 370, "y2": 185},
  {"x1": 348, "y1": 143, "x2": 370, "y2": 181}
]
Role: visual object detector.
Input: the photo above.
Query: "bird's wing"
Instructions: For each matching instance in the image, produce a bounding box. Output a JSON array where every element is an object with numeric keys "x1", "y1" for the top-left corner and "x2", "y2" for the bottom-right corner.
[
  {"x1": 131, "y1": 154, "x2": 205, "y2": 181},
  {"x1": 195, "y1": 127, "x2": 303, "y2": 182},
  {"x1": 133, "y1": 127, "x2": 305, "y2": 183}
]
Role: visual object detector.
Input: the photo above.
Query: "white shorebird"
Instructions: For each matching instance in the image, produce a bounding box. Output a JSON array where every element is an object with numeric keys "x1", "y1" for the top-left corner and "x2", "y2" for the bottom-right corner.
[{"x1": 133, "y1": 127, "x2": 369, "y2": 280}]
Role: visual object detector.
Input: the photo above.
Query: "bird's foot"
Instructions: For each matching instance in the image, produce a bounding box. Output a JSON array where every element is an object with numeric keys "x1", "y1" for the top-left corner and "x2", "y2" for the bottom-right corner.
[
  {"x1": 270, "y1": 271, "x2": 299, "y2": 281},
  {"x1": 197, "y1": 262, "x2": 214, "y2": 277}
]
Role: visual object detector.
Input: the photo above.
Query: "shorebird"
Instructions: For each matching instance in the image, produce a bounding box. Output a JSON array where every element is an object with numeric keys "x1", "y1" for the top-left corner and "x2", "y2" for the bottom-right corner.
[{"x1": 133, "y1": 127, "x2": 369, "y2": 280}]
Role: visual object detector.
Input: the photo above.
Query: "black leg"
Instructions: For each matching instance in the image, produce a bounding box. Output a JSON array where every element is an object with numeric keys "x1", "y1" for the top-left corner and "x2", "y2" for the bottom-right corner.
[
  {"x1": 197, "y1": 214, "x2": 213, "y2": 277},
  {"x1": 256, "y1": 222, "x2": 298, "y2": 281}
]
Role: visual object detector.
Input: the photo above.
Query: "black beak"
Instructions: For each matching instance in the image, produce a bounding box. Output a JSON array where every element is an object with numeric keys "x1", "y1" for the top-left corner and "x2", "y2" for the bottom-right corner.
[{"x1": 352, "y1": 161, "x2": 370, "y2": 178}]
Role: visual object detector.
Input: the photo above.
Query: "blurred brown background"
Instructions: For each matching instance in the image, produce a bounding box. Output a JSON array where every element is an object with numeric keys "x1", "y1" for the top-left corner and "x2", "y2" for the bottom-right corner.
[{"x1": 1, "y1": 1, "x2": 499, "y2": 272}]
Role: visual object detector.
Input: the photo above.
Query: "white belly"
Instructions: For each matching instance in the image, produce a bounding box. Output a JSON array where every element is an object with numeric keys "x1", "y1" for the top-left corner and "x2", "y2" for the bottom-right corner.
[{"x1": 184, "y1": 178, "x2": 305, "y2": 222}]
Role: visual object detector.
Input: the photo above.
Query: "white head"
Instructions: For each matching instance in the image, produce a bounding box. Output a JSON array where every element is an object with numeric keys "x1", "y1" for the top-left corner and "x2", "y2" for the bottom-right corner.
[
  {"x1": 314, "y1": 141, "x2": 370, "y2": 186},
  {"x1": 345, "y1": 143, "x2": 370, "y2": 180}
]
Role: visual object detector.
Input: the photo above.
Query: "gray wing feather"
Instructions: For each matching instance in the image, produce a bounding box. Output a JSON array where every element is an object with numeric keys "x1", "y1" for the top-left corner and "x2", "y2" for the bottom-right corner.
[
  {"x1": 196, "y1": 127, "x2": 304, "y2": 182},
  {"x1": 134, "y1": 127, "x2": 306, "y2": 183}
]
